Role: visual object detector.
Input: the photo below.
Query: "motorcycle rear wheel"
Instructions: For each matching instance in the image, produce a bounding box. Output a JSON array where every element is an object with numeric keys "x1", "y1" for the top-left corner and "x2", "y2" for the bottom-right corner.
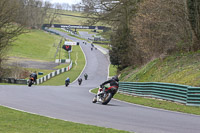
[
  {"x1": 28, "y1": 80, "x2": 33, "y2": 87},
  {"x1": 102, "y1": 93, "x2": 113, "y2": 105},
  {"x1": 65, "y1": 83, "x2": 69, "y2": 87}
]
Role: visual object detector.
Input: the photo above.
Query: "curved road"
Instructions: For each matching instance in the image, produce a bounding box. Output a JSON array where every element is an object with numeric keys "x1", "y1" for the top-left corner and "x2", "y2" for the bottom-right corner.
[{"x1": 0, "y1": 30, "x2": 200, "y2": 133}]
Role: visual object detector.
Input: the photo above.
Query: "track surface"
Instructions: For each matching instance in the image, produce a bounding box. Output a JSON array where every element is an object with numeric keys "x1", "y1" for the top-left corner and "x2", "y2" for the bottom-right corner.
[{"x1": 0, "y1": 30, "x2": 200, "y2": 133}]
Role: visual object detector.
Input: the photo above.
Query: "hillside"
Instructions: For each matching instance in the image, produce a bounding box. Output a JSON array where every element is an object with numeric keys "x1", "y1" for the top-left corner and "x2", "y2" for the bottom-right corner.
[
  {"x1": 8, "y1": 30, "x2": 63, "y2": 61},
  {"x1": 120, "y1": 51, "x2": 200, "y2": 87}
]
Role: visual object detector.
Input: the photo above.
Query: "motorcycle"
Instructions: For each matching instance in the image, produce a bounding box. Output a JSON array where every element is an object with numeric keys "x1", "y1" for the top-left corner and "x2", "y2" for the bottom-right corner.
[
  {"x1": 28, "y1": 77, "x2": 34, "y2": 87},
  {"x1": 65, "y1": 81, "x2": 69, "y2": 87},
  {"x1": 92, "y1": 85, "x2": 118, "y2": 105}
]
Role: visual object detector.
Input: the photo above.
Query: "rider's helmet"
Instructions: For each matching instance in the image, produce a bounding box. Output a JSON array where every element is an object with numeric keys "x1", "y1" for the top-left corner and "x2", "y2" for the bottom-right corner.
[
  {"x1": 66, "y1": 77, "x2": 70, "y2": 81},
  {"x1": 112, "y1": 75, "x2": 119, "y2": 82}
]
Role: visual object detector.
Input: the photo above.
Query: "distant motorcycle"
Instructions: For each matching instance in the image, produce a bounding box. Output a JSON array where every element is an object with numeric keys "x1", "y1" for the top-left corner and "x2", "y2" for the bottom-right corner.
[
  {"x1": 65, "y1": 81, "x2": 69, "y2": 87},
  {"x1": 28, "y1": 77, "x2": 34, "y2": 87},
  {"x1": 92, "y1": 85, "x2": 118, "y2": 105}
]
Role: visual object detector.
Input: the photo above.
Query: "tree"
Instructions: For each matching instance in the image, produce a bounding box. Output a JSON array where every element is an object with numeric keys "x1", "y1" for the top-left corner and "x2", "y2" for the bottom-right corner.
[
  {"x1": 0, "y1": 0, "x2": 26, "y2": 77},
  {"x1": 82, "y1": 0, "x2": 139, "y2": 69},
  {"x1": 82, "y1": 0, "x2": 199, "y2": 70},
  {"x1": 46, "y1": 3, "x2": 62, "y2": 27},
  {"x1": 187, "y1": 0, "x2": 200, "y2": 49},
  {"x1": 0, "y1": 0, "x2": 52, "y2": 78},
  {"x1": 62, "y1": 3, "x2": 70, "y2": 10}
]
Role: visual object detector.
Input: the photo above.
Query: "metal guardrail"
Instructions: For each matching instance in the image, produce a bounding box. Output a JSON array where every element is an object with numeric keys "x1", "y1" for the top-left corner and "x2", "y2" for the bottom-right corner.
[
  {"x1": 0, "y1": 78, "x2": 27, "y2": 84},
  {"x1": 43, "y1": 28, "x2": 60, "y2": 35},
  {"x1": 119, "y1": 82, "x2": 200, "y2": 106}
]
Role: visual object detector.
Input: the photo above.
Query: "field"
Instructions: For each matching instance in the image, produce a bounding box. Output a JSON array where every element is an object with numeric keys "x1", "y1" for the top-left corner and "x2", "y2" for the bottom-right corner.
[
  {"x1": 9, "y1": 30, "x2": 65, "y2": 61},
  {"x1": 41, "y1": 45, "x2": 85, "y2": 85}
]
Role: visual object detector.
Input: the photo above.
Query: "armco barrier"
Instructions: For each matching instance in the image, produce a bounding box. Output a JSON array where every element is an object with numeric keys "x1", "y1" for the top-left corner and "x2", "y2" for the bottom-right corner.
[
  {"x1": 0, "y1": 78, "x2": 27, "y2": 84},
  {"x1": 119, "y1": 82, "x2": 200, "y2": 106},
  {"x1": 187, "y1": 86, "x2": 200, "y2": 106},
  {"x1": 36, "y1": 61, "x2": 72, "y2": 84}
]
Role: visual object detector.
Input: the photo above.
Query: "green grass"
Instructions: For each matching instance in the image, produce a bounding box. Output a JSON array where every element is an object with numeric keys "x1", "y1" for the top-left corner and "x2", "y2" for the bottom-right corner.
[
  {"x1": 41, "y1": 45, "x2": 85, "y2": 85},
  {"x1": 120, "y1": 52, "x2": 200, "y2": 87},
  {"x1": 109, "y1": 64, "x2": 118, "y2": 77},
  {"x1": 50, "y1": 9, "x2": 108, "y2": 26},
  {"x1": 0, "y1": 106, "x2": 130, "y2": 133},
  {"x1": 94, "y1": 43, "x2": 110, "y2": 49},
  {"x1": 91, "y1": 88, "x2": 200, "y2": 115},
  {"x1": 9, "y1": 30, "x2": 66, "y2": 61},
  {"x1": 76, "y1": 29, "x2": 103, "y2": 34},
  {"x1": 56, "y1": 13, "x2": 86, "y2": 25},
  {"x1": 58, "y1": 10, "x2": 84, "y2": 16}
]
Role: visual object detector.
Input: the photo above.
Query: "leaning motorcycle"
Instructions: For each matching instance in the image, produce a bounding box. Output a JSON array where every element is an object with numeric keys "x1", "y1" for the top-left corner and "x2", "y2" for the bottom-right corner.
[
  {"x1": 65, "y1": 81, "x2": 69, "y2": 87},
  {"x1": 92, "y1": 85, "x2": 118, "y2": 105},
  {"x1": 28, "y1": 77, "x2": 34, "y2": 87}
]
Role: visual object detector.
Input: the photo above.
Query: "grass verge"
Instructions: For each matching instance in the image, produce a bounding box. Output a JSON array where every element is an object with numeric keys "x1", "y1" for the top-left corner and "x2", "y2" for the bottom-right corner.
[
  {"x1": 120, "y1": 52, "x2": 200, "y2": 87},
  {"x1": 0, "y1": 106, "x2": 130, "y2": 133},
  {"x1": 40, "y1": 45, "x2": 85, "y2": 85},
  {"x1": 109, "y1": 64, "x2": 118, "y2": 77},
  {"x1": 91, "y1": 88, "x2": 200, "y2": 115},
  {"x1": 9, "y1": 30, "x2": 69, "y2": 61}
]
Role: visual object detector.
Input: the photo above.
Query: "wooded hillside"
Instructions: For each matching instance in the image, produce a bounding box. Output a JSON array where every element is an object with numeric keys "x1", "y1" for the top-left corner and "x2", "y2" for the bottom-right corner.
[{"x1": 82, "y1": 0, "x2": 200, "y2": 70}]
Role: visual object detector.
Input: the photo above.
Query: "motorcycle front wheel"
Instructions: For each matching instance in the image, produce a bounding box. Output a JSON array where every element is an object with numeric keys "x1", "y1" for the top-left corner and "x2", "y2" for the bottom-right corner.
[
  {"x1": 92, "y1": 95, "x2": 97, "y2": 103},
  {"x1": 102, "y1": 93, "x2": 113, "y2": 105}
]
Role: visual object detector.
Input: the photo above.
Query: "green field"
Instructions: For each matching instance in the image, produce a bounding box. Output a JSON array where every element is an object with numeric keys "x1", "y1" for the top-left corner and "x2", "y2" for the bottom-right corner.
[
  {"x1": 0, "y1": 106, "x2": 130, "y2": 133},
  {"x1": 41, "y1": 45, "x2": 85, "y2": 85},
  {"x1": 9, "y1": 30, "x2": 67, "y2": 61},
  {"x1": 48, "y1": 9, "x2": 107, "y2": 26}
]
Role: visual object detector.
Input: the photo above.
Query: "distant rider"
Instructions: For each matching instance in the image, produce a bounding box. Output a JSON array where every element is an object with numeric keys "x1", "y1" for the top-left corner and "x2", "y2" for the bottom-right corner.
[
  {"x1": 65, "y1": 77, "x2": 70, "y2": 86},
  {"x1": 78, "y1": 77, "x2": 82, "y2": 85},
  {"x1": 84, "y1": 73, "x2": 88, "y2": 80},
  {"x1": 30, "y1": 71, "x2": 37, "y2": 83}
]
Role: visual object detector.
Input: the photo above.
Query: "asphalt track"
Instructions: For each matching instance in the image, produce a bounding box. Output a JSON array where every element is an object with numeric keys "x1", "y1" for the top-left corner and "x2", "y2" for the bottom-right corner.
[{"x1": 0, "y1": 30, "x2": 200, "y2": 133}]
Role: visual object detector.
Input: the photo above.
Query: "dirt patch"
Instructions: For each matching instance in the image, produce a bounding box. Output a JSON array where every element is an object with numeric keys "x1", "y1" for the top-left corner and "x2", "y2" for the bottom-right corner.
[{"x1": 6, "y1": 57, "x2": 61, "y2": 70}]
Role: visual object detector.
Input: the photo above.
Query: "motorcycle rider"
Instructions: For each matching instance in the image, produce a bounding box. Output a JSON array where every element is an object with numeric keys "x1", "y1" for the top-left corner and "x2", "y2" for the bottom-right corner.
[
  {"x1": 30, "y1": 71, "x2": 37, "y2": 84},
  {"x1": 65, "y1": 77, "x2": 70, "y2": 86},
  {"x1": 84, "y1": 73, "x2": 88, "y2": 80},
  {"x1": 93, "y1": 75, "x2": 119, "y2": 103},
  {"x1": 78, "y1": 77, "x2": 82, "y2": 85},
  {"x1": 100, "y1": 75, "x2": 119, "y2": 94}
]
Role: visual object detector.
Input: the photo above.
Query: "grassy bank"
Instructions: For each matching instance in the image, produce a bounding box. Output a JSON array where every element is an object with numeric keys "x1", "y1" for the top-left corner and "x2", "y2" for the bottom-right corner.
[
  {"x1": 0, "y1": 106, "x2": 130, "y2": 133},
  {"x1": 9, "y1": 30, "x2": 66, "y2": 61},
  {"x1": 120, "y1": 52, "x2": 200, "y2": 87},
  {"x1": 109, "y1": 64, "x2": 118, "y2": 77}
]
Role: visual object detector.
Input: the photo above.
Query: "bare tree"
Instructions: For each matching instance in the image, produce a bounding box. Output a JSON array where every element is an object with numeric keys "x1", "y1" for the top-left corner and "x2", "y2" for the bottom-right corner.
[
  {"x1": 0, "y1": 0, "x2": 52, "y2": 77},
  {"x1": 81, "y1": 0, "x2": 139, "y2": 69},
  {"x1": 187, "y1": 0, "x2": 200, "y2": 49},
  {"x1": 46, "y1": 3, "x2": 62, "y2": 27},
  {"x1": 62, "y1": 3, "x2": 70, "y2": 10},
  {"x1": 0, "y1": 0, "x2": 26, "y2": 77}
]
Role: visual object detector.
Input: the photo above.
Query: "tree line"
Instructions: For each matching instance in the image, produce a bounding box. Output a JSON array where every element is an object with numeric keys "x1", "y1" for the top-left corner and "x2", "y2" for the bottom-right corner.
[
  {"x1": 0, "y1": 0, "x2": 59, "y2": 77},
  {"x1": 0, "y1": 0, "x2": 95, "y2": 78},
  {"x1": 82, "y1": 0, "x2": 200, "y2": 70}
]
